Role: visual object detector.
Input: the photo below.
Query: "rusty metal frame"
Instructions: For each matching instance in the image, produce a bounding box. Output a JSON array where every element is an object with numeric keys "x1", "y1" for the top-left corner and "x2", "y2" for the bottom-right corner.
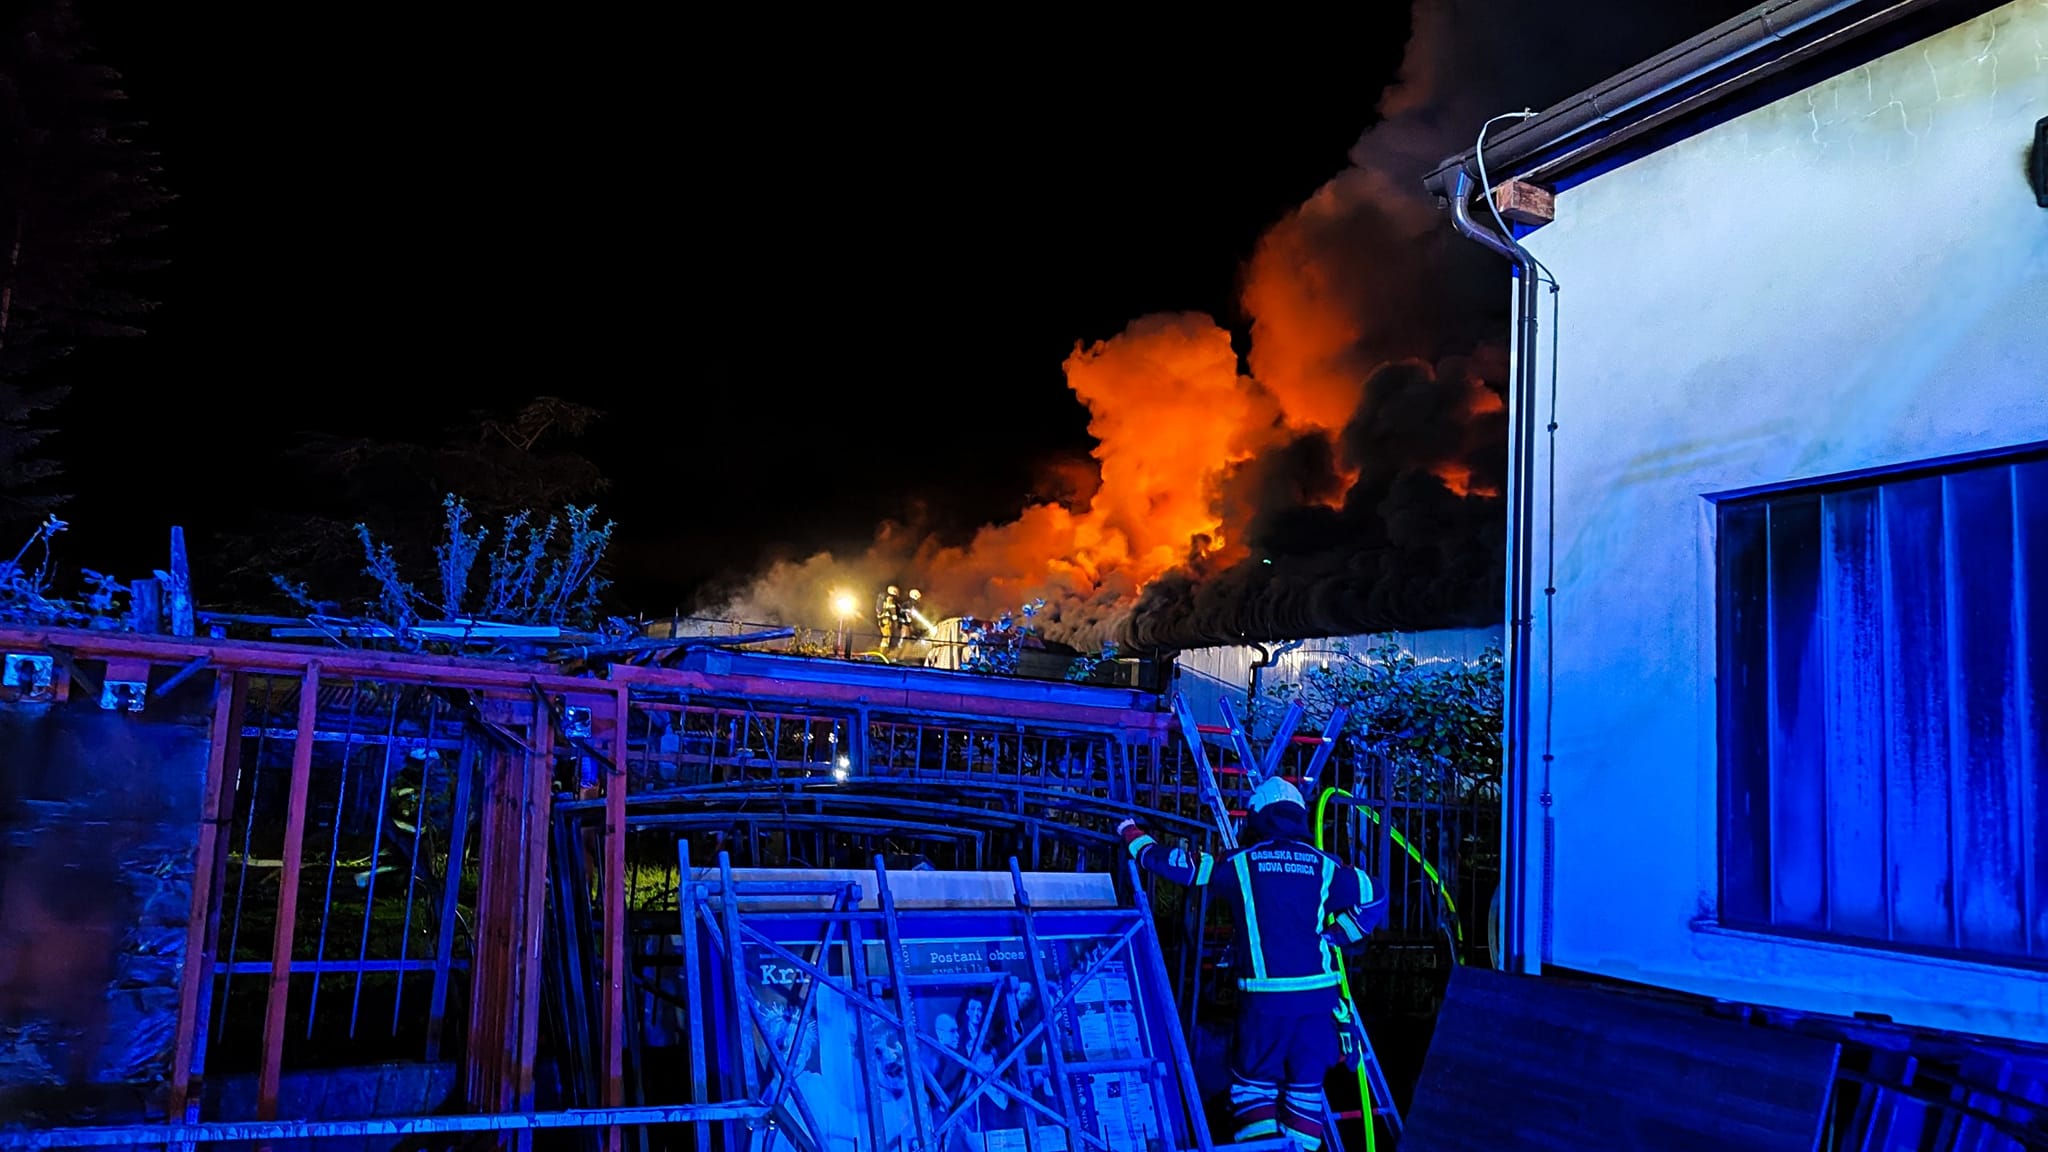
[
  {"x1": 0, "y1": 625, "x2": 1482, "y2": 1151},
  {"x1": 0, "y1": 629, "x2": 571, "y2": 1147}
]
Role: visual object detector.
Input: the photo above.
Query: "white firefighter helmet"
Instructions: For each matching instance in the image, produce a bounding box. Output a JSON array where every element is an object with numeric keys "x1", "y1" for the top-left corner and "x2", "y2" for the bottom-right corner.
[{"x1": 1249, "y1": 775, "x2": 1305, "y2": 812}]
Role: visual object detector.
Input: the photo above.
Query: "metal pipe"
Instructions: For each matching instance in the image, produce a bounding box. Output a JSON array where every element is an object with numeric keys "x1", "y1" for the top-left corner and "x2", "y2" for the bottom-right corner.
[
  {"x1": 569, "y1": 627, "x2": 797, "y2": 659},
  {"x1": 348, "y1": 688, "x2": 406, "y2": 1034},
  {"x1": 391, "y1": 692, "x2": 443, "y2": 1030},
  {"x1": 0, "y1": 1105, "x2": 771, "y2": 1148},
  {"x1": 217, "y1": 693, "x2": 273, "y2": 1043},
  {"x1": 871, "y1": 855, "x2": 936, "y2": 1152},
  {"x1": 425, "y1": 739, "x2": 477, "y2": 1059},
  {"x1": 1244, "y1": 638, "x2": 1305, "y2": 731},
  {"x1": 305, "y1": 676, "x2": 365, "y2": 1037},
  {"x1": 1449, "y1": 169, "x2": 1539, "y2": 976},
  {"x1": 1246, "y1": 643, "x2": 1270, "y2": 725},
  {"x1": 1005, "y1": 857, "x2": 1086, "y2": 1138},
  {"x1": 1124, "y1": 857, "x2": 1216, "y2": 1152},
  {"x1": 675, "y1": 840, "x2": 712, "y2": 1151},
  {"x1": 696, "y1": 904, "x2": 832, "y2": 1148}
]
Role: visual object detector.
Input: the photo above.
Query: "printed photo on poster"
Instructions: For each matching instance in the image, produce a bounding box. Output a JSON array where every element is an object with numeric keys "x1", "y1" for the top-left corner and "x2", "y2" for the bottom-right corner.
[
  {"x1": 744, "y1": 940, "x2": 874, "y2": 1152},
  {"x1": 878, "y1": 933, "x2": 1172, "y2": 1152},
  {"x1": 734, "y1": 928, "x2": 1177, "y2": 1152}
]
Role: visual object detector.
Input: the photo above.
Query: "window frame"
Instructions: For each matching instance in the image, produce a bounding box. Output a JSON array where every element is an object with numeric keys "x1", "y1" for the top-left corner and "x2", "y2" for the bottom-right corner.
[{"x1": 1709, "y1": 440, "x2": 2048, "y2": 969}]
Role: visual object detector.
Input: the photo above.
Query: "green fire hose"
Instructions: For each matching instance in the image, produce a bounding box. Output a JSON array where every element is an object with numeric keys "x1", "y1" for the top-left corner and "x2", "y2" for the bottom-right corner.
[
  {"x1": 1315, "y1": 786, "x2": 1462, "y2": 944},
  {"x1": 1314, "y1": 786, "x2": 1376, "y2": 1152},
  {"x1": 1314, "y1": 786, "x2": 1464, "y2": 1152}
]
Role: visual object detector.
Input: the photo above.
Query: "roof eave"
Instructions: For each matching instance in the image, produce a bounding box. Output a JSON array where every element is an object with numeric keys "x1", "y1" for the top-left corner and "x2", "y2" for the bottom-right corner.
[{"x1": 1419, "y1": 0, "x2": 1950, "y2": 203}]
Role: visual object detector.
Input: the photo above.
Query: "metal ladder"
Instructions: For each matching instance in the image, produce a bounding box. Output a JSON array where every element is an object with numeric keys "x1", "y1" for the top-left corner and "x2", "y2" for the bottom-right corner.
[{"x1": 1170, "y1": 692, "x2": 1404, "y2": 1152}]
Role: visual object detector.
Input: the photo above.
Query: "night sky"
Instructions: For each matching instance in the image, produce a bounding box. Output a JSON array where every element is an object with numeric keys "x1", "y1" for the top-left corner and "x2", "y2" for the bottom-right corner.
[{"x1": 42, "y1": 2, "x2": 1757, "y2": 633}]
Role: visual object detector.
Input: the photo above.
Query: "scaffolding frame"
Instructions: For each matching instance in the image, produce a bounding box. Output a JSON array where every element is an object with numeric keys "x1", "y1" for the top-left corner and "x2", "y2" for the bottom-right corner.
[
  {"x1": 668, "y1": 841, "x2": 1292, "y2": 1152},
  {"x1": 0, "y1": 628, "x2": 1491, "y2": 1150}
]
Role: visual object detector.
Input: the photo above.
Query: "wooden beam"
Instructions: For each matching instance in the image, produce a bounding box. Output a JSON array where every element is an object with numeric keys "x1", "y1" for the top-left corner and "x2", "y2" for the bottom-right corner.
[
  {"x1": 167, "y1": 671, "x2": 240, "y2": 1120},
  {"x1": 466, "y1": 696, "x2": 541, "y2": 1115},
  {"x1": 0, "y1": 626, "x2": 591, "y2": 692},
  {"x1": 463, "y1": 739, "x2": 507, "y2": 1111},
  {"x1": 1490, "y1": 179, "x2": 1555, "y2": 226},
  {"x1": 257, "y1": 663, "x2": 320, "y2": 1134},
  {"x1": 1404, "y1": 967, "x2": 1839, "y2": 1151},
  {"x1": 181, "y1": 674, "x2": 249, "y2": 1130},
  {"x1": 167, "y1": 526, "x2": 196, "y2": 637},
  {"x1": 514, "y1": 713, "x2": 557, "y2": 1152}
]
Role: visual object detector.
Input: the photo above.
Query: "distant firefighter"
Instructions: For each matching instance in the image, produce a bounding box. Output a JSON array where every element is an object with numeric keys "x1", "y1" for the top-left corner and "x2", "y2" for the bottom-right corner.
[
  {"x1": 899, "y1": 589, "x2": 922, "y2": 643},
  {"x1": 876, "y1": 586, "x2": 901, "y2": 650}
]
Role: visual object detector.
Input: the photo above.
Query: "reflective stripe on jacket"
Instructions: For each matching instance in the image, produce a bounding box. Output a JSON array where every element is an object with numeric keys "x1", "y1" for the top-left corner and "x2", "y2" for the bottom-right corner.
[{"x1": 1122, "y1": 817, "x2": 1382, "y2": 1004}]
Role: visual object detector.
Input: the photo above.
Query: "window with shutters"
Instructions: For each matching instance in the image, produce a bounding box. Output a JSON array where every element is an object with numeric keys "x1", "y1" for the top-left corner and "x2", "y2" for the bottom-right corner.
[{"x1": 1717, "y1": 446, "x2": 2048, "y2": 964}]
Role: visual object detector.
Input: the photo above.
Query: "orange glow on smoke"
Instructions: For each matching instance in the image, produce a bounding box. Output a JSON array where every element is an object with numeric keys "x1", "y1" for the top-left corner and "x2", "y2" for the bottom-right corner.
[
  {"x1": 903, "y1": 313, "x2": 1272, "y2": 630},
  {"x1": 906, "y1": 173, "x2": 1434, "y2": 632},
  {"x1": 1433, "y1": 464, "x2": 1495, "y2": 498},
  {"x1": 720, "y1": 156, "x2": 1502, "y2": 644},
  {"x1": 1239, "y1": 171, "x2": 1378, "y2": 434}
]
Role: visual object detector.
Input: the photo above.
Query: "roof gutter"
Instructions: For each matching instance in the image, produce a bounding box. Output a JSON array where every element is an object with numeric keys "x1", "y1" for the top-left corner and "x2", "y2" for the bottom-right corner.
[{"x1": 1423, "y1": 0, "x2": 1929, "y2": 199}]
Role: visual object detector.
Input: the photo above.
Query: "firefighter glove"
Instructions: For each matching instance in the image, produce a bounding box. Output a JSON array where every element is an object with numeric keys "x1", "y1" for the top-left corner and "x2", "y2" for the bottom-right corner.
[{"x1": 1334, "y1": 1000, "x2": 1365, "y2": 1071}]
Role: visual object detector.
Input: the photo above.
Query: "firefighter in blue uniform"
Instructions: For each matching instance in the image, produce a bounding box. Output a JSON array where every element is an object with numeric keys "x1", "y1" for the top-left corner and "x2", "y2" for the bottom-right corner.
[{"x1": 1118, "y1": 775, "x2": 1384, "y2": 1150}]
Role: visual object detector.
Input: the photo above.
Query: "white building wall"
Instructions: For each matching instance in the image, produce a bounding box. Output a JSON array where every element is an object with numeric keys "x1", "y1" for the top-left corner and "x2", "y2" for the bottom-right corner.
[
  {"x1": 1173, "y1": 627, "x2": 1502, "y2": 734},
  {"x1": 1513, "y1": 2, "x2": 2048, "y2": 1039}
]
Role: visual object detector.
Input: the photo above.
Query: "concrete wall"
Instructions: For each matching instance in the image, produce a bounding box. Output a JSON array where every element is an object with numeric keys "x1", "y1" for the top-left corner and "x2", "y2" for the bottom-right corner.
[{"x1": 1512, "y1": 2, "x2": 2048, "y2": 1039}]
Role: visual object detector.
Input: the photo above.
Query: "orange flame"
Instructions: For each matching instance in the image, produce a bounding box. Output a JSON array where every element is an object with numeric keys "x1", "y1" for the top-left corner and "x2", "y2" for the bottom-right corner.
[
  {"x1": 715, "y1": 297, "x2": 1498, "y2": 644},
  {"x1": 903, "y1": 313, "x2": 1276, "y2": 629},
  {"x1": 702, "y1": 0, "x2": 1744, "y2": 646},
  {"x1": 714, "y1": 65, "x2": 1504, "y2": 646}
]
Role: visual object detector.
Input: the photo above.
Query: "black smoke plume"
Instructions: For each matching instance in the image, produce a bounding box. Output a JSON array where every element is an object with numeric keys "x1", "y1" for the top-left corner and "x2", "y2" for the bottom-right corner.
[{"x1": 1123, "y1": 0, "x2": 1757, "y2": 648}]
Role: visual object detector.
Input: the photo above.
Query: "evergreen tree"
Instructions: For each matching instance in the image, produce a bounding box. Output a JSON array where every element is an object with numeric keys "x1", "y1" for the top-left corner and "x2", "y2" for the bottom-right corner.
[
  {"x1": 0, "y1": 0, "x2": 170, "y2": 521},
  {"x1": 0, "y1": 381, "x2": 61, "y2": 521}
]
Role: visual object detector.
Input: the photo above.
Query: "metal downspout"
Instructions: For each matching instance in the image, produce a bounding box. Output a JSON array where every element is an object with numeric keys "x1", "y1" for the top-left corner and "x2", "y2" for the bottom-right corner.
[
  {"x1": 1244, "y1": 638, "x2": 1307, "y2": 733},
  {"x1": 1449, "y1": 169, "x2": 1541, "y2": 976},
  {"x1": 1247, "y1": 642, "x2": 1272, "y2": 726}
]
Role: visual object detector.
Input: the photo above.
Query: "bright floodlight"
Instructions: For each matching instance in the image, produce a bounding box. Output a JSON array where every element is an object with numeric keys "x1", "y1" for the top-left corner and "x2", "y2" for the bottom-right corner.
[
  {"x1": 831, "y1": 591, "x2": 857, "y2": 618},
  {"x1": 832, "y1": 766, "x2": 850, "y2": 782},
  {"x1": 836, "y1": 755, "x2": 851, "y2": 769}
]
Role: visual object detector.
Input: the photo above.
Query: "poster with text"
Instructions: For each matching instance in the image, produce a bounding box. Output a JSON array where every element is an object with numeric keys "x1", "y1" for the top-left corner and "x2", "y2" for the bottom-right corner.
[
  {"x1": 743, "y1": 939, "x2": 875, "y2": 1152},
  {"x1": 869, "y1": 933, "x2": 1171, "y2": 1152}
]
